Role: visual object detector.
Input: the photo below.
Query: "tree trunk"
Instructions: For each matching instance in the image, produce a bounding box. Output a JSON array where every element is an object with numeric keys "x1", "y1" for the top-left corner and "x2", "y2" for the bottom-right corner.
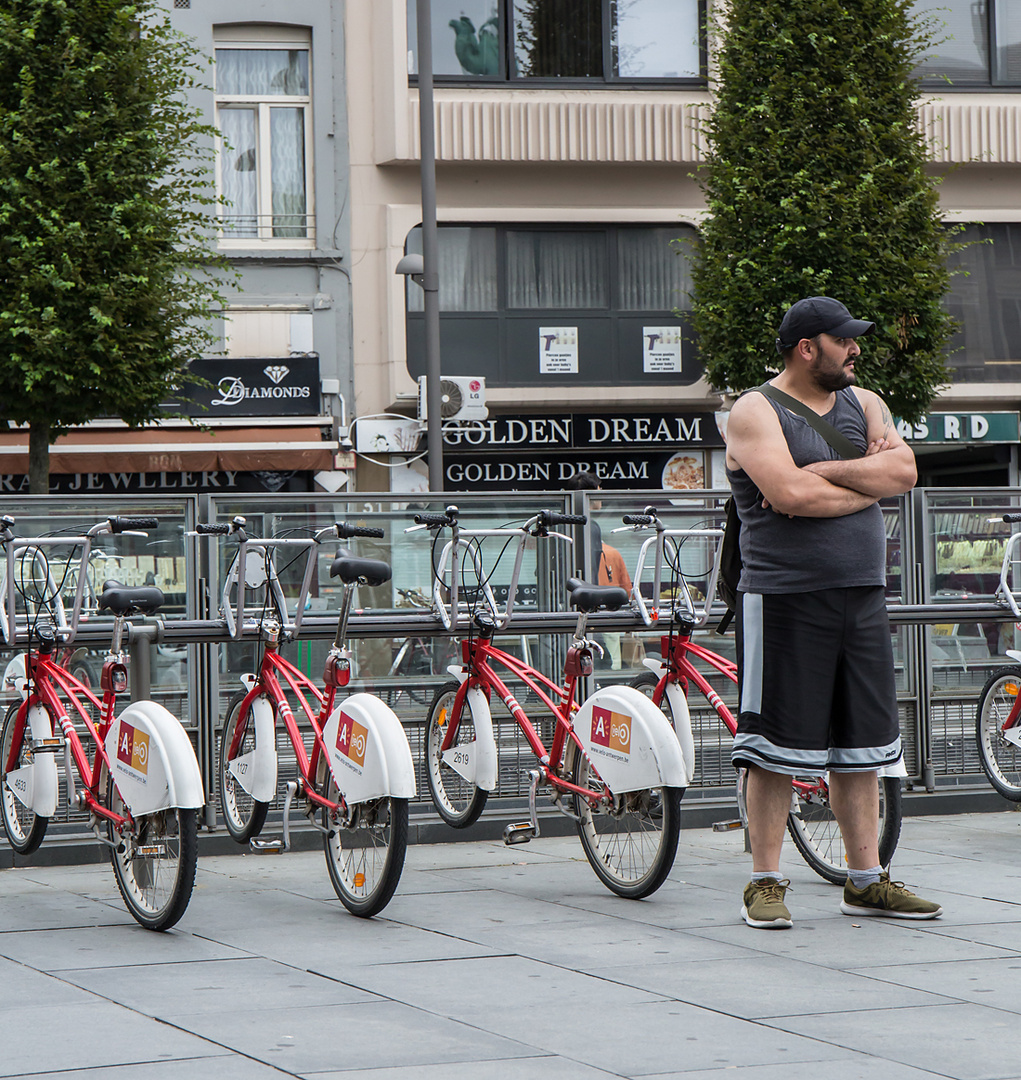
[{"x1": 28, "y1": 422, "x2": 50, "y2": 494}]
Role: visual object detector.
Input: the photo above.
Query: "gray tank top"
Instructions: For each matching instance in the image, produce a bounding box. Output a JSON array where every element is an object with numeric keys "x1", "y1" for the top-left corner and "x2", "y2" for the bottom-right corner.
[{"x1": 725, "y1": 387, "x2": 886, "y2": 594}]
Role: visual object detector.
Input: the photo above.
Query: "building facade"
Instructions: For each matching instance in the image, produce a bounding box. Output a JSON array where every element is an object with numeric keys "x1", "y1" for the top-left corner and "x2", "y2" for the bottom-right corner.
[{"x1": 344, "y1": 0, "x2": 1021, "y2": 494}]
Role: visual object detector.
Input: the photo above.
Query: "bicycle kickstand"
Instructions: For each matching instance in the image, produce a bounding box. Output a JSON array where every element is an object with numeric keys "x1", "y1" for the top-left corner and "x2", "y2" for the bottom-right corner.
[
  {"x1": 503, "y1": 769, "x2": 542, "y2": 846},
  {"x1": 250, "y1": 780, "x2": 300, "y2": 854}
]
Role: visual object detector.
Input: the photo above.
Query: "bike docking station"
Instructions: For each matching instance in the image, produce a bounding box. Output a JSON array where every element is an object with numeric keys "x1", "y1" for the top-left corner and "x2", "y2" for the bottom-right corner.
[{"x1": 3, "y1": 488, "x2": 1020, "y2": 883}]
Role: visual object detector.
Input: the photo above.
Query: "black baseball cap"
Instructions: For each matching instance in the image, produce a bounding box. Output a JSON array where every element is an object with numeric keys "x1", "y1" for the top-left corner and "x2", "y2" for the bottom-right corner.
[{"x1": 775, "y1": 297, "x2": 875, "y2": 355}]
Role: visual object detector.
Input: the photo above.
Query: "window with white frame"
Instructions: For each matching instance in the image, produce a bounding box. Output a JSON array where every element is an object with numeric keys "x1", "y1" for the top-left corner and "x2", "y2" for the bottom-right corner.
[
  {"x1": 224, "y1": 309, "x2": 314, "y2": 357},
  {"x1": 214, "y1": 28, "x2": 314, "y2": 244}
]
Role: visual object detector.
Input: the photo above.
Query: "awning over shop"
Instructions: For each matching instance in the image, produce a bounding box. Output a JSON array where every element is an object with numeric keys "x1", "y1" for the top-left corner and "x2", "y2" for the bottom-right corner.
[{"x1": 0, "y1": 425, "x2": 336, "y2": 475}]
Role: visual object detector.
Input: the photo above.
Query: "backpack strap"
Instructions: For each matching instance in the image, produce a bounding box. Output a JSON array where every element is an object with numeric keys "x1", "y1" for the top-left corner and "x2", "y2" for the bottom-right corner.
[{"x1": 754, "y1": 383, "x2": 863, "y2": 461}]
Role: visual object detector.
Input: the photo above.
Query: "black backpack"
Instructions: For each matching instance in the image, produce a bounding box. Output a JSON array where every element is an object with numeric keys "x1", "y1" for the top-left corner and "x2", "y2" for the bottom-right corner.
[{"x1": 716, "y1": 383, "x2": 863, "y2": 633}]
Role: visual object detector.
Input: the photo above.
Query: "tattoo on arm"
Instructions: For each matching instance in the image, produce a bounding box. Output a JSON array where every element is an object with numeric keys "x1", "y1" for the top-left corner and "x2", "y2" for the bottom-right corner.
[{"x1": 879, "y1": 399, "x2": 893, "y2": 440}]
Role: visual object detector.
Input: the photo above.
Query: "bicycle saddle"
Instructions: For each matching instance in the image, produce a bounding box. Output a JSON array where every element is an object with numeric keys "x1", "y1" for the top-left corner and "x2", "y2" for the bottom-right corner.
[
  {"x1": 98, "y1": 580, "x2": 165, "y2": 616},
  {"x1": 329, "y1": 554, "x2": 392, "y2": 587},
  {"x1": 566, "y1": 578, "x2": 630, "y2": 614}
]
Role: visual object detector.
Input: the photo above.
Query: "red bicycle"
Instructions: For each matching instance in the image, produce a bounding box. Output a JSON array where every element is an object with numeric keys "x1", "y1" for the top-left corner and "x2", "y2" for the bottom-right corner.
[
  {"x1": 413, "y1": 506, "x2": 688, "y2": 900},
  {"x1": 1, "y1": 515, "x2": 203, "y2": 930},
  {"x1": 203, "y1": 517, "x2": 416, "y2": 917},
  {"x1": 623, "y1": 506, "x2": 903, "y2": 885},
  {"x1": 975, "y1": 511, "x2": 1021, "y2": 800}
]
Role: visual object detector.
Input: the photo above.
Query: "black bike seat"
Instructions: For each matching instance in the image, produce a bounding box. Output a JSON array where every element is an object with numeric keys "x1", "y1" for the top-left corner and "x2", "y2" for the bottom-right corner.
[
  {"x1": 329, "y1": 555, "x2": 392, "y2": 587},
  {"x1": 567, "y1": 578, "x2": 630, "y2": 614},
  {"x1": 99, "y1": 580, "x2": 165, "y2": 617}
]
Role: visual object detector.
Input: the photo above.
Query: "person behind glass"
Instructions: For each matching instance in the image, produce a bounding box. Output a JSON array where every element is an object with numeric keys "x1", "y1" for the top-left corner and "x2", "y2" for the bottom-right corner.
[
  {"x1": 564, "y1": 471, "x2": 633, "y2": 668},
  {"x1": 724, "y1": 297, "x2": 942, "y2": 929}
]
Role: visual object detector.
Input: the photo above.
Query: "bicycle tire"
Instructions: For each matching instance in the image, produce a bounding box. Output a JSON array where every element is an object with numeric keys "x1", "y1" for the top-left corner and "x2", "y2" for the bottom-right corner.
[
  {"x1": 218, "y1": 690, "x2": 270, "y2": 842},
  {"x1": 785, "y1": 773, "x2": 903, "y2": 885},
  {"x1": 424, "y1": 681, "x2": 488, "y2": 828},
  {"x1": 631, "y1": 670, "x2": 666, "y2": 709},
  {"x1": 976, "y1": 666, "x2": 1021, "y2": 801},
  {"x1": 571, "y1": 744, "x2": 682, "y2": 899},
  {"x1": 107, "y1": 778, "x2": 198, "y2": 931},
  {"x1": 322, "y1": 773, "x2": 408, "y2": 918},
  {"x1": 1, "y1": 700, "x2": 49, "y2": 855}
]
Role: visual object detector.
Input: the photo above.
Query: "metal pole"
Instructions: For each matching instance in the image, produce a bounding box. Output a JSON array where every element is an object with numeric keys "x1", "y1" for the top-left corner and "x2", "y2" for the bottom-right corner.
[{"x1": 416, "y1": 0, "x2": 443, "y2": 492}]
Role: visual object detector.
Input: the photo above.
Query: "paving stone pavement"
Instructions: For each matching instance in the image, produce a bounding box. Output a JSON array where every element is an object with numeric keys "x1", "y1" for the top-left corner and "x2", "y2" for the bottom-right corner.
[{"x1": 2, "y1": 810, "x2": 1020, "y2": 1080}]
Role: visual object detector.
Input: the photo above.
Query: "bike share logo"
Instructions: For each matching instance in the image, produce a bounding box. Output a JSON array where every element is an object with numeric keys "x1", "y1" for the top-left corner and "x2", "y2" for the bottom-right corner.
[
  {"x1": 211, "y1": 364, "x2": 311, "y2": 407},
  {"x1": 336, "y1": 712, "x2": 367, "y2": 768},
  {"x1": 590, "y1": 706, "x2": 631, "y2": 757},
  {"x1": 116, "y1": 722, "x2": 150, "y2": 776}
]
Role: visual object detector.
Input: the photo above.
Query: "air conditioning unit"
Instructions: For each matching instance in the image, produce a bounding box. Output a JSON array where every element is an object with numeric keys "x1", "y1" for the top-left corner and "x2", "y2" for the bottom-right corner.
[{"x1": 417, "y1": 376, "x2": 488, "y2": 422}]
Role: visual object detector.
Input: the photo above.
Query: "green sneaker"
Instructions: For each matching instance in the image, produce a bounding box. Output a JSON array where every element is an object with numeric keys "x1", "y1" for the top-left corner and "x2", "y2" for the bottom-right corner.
[
  {"x1": 742, "y1": 878, "x2": 792, "y2": 929},
  {"x1": 840, "y1": 873, "x2": 943, "y2": 920}
]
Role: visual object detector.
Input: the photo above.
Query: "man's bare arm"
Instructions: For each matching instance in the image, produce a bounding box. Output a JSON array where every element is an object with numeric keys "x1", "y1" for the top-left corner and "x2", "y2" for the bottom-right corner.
[
  {"x1": 801, "y1": 392, "x2": 916, "y2": 497},
  {"x1": 726, "y1": 394, "x2": 879, "y2": 518}
]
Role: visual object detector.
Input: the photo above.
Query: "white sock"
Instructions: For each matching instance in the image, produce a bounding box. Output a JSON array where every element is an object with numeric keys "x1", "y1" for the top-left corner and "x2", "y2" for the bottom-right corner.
[
  {"x1": 847, "y1": 866, "x2": 882, "y2": 889},
  {"x1": 751, "y1": 870, "x2": 782, "y2": 883}
]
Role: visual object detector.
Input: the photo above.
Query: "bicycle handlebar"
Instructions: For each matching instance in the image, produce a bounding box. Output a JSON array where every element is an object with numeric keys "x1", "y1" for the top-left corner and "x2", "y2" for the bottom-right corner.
[
  {"x1": 195, "y1": 522, "x2": 231, "y2": 535},
  {"x1": 336, "y1": 523, "x2": 384, "y2": 539},
  {"x1": 109, "y1": 516, "x2": 158, "y2": 533},
  {"x1": 1004, "y1": 513, "x2": 1021, "y2": 524},
  {"x1": 536, "y1": 511, "x2": 586, "y2": 529},
  {"x1": 413, "y1": 510, "x2": 457, "y2": 527}
]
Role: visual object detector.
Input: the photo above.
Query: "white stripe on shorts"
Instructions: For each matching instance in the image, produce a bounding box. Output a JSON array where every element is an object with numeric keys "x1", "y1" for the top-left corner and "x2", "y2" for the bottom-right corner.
[{"x1": 740, "y1": 592, "x2": 763, "y2": 716}]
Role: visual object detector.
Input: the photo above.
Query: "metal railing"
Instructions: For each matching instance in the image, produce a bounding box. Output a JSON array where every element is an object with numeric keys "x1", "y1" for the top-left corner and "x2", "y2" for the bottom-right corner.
[{"x1": 0, "y1": 487, "x2": 1017, "y2": 843}]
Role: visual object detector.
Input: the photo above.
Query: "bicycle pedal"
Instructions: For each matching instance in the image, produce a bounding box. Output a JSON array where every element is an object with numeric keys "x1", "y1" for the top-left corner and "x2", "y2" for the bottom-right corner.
[
  {"x1": 249, "y1": 836, "x2": 287, "y2": 854},
  {"x1": 503, "y1": 822, "x2": 537, "y2": 845},
  {"x1": 712, "y1": 819, "x2": 744, "y2": 832}
]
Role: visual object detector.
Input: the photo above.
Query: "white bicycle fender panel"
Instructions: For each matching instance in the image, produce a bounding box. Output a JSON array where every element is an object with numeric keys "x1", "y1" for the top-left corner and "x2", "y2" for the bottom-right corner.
[
  {"x1": 641, "y1": 657, "x2": 665, "y2": 675},
  {"x1": 574, "y1": 685, "x2": 687, "y2": 793},
  {"x1": 662, "y1": 683, "x2": 695, "y2": 786},
  {"x1": 434, "y1": 686, "x2": 497, "y2": 792},
  {"x1": 227, "y1": 694, "x2": 277, "y2": 803},
  {"x1": 5, "y1": 704, "x2": 58, "y2": 816},
  {"x1": 3, "y1": 654, "x2": 28, "y2": 701},
  {"x1": 104, "y1": 701, "x2": 205, "y2": 815},
  {"x1": 322, "y1": 694, "x2": 417, "y2": 803},
  {"x1": 1007, "y1": 649, "x2": 1021, "y2": 664}
]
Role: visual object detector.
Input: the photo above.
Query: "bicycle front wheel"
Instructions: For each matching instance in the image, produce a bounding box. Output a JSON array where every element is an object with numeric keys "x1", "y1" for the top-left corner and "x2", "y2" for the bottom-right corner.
[
  {"x1": 976, "y1": 667, "x2": 1021, "y2": 800},
  {"x1": 785, "y1": 774, "x2": 903, "y2": 885},
  {"x1": 425, "y1": 681, "x2": 488, "y2": 828},
  {"x1": 218, "y1": 691, "x2": 270, "y2": 842},
  {"x1": 322, "y1": 776, "x2": 408, "y2": 918},
  {"x1": 107, "y1": 779, "x2": 198, "y2": 931},
  {"x1": 1, "y1": 701, "x2": 48, "y2": 855},
  {"x1": 571, "y1": 747, "x2": 682, "y2": 899}
]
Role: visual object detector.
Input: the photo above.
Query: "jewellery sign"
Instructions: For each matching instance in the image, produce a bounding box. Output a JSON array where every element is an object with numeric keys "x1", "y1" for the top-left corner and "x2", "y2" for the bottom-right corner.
[
  {"x1": 441, "y1": 411, "x2": 724, "y2": 492},
  {"x1": 173, "y1": 356, "x2": 321, "y2": 417}
]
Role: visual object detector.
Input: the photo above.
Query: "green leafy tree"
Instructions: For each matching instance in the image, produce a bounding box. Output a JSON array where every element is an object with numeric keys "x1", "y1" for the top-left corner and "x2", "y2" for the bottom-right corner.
[
  {"x1": 690, "y1": 0, "x2": 956, "y2": 423},
  {"x1": 0, "y1": 0, "x2": 230, "y2": 491}
]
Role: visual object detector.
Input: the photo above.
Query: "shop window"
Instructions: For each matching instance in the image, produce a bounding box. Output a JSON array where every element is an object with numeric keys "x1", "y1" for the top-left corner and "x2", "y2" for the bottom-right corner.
[
  {"x1": 404, "y1": 224, "x2": 698, "y2": 386},
  {"x1": 407, "y1": 0, "x2": 703, "y2": 83},
  {"x1": 215, "y1": 29, "x2": 314, "y2": 244},
  {"x1": 945, "y1": 223, "x2": 1021, "y2": 383},
  {"x1": 913, "y1": 0, "x2": 1021, "y2": 87}
]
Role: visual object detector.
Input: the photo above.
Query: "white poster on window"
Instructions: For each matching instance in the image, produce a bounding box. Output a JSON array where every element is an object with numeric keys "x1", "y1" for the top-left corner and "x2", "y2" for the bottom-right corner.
[
  {"x1": 642, "y1": 326, "x2": 682, "y2": 373},
  {"x1": 539, "y1": 327, "x2": 579, "y2": 374}
]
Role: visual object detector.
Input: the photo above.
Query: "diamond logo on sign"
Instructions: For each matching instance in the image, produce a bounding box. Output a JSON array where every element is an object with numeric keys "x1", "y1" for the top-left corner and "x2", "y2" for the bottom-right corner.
[
  {"x1": 591, "y1": 706, "x2": 631, "y2": 755},
  {"x1": 117, "y1": 722, "x2": 150, "y2": 775},
  {"x1": 336, "y1": 713, "x2": 367, "y2": 767},
  {"x1": 264, "y1": 365, "x2": 290, "y2": 385}
]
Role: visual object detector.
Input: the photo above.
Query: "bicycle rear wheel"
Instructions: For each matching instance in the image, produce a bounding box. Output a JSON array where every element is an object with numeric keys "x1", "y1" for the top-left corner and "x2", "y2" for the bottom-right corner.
[
  {"x1": 571, "y1": 746, "x2": 682, "y2": 899},
  {"x1": 218, "y1": 691, "x2": 270, "y2": 842},
  {"x1": 1, "y1": 701, "x2": 49, "y2": 855},
  {"x1": 425, "y1": 681, "x2": 488, "y2": 828},
  {"x1": 976, "y1": 667, "x2": 1021, "y2": 800},
  {"x1": 786, "y1": 774, "x2": 902, "y2": 885},
  {"x1": 107, "y1": 779, "x2": 198, "y2": 931},
  {"x1": 322, "y1": 775, "x2": 408, "y2": 917}
]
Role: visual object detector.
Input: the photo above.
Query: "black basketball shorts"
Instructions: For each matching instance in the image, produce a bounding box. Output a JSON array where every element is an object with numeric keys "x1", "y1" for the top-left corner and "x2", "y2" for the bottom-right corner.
[{"x1": 731, "y1": 585, "x2": 904, "y2": 775}]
